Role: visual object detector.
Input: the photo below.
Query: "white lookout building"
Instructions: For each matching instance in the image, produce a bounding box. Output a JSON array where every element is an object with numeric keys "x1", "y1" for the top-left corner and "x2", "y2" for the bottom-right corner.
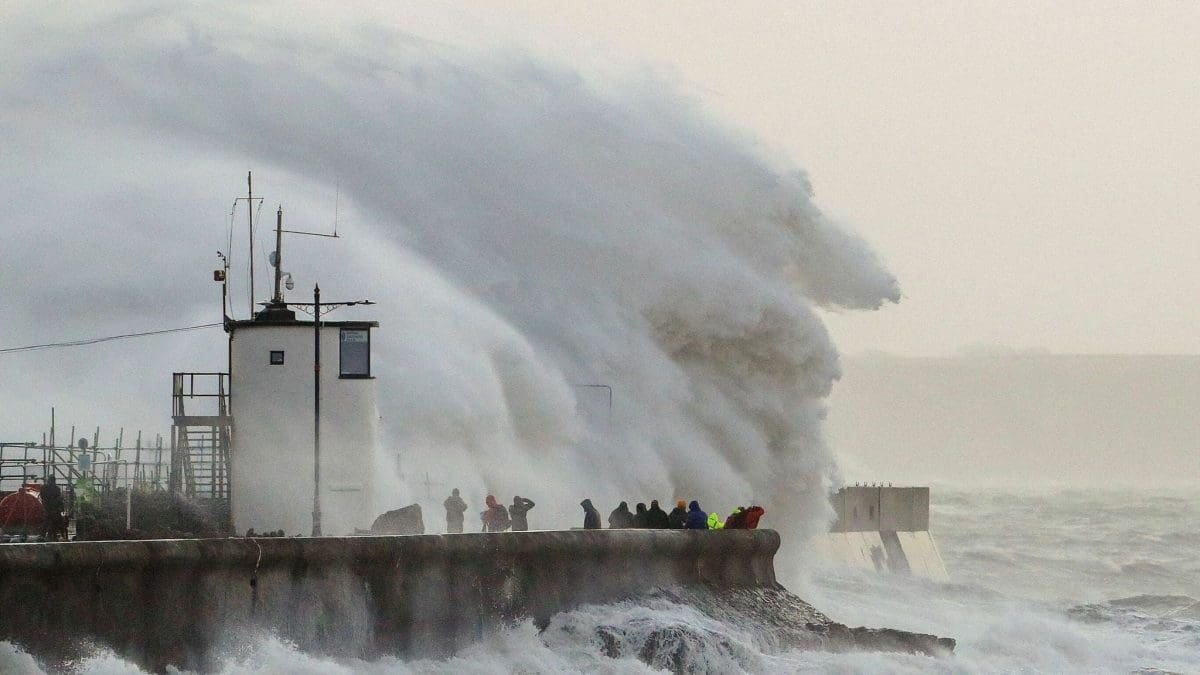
[
  {"x1": 226, "y1": 300, "x2": 379, "y2": 536},
  {"x1": 169, "y1": 197, "x2": 379, "y2": 536}
]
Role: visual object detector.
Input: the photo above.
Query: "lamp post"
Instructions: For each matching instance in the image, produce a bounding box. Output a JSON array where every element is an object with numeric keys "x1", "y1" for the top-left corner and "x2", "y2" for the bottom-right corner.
[
  {"x1": 287, "y1": 288, "x2": 371, "y2": 538},
  {"x1": 312, "y1": 283, "x2": 322, "y2": 537}
]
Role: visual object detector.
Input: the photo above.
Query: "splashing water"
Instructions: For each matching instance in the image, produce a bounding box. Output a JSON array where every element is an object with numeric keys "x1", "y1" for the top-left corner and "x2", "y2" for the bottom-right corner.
[{"x1": 1, "y1": 2, "x2": 898, "y2": 572}]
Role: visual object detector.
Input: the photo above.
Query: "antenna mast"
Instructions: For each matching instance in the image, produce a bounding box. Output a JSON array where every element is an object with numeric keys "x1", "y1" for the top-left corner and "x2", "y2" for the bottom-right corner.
[
  {"x1": 273, "y1": 206, "x2": 284, "y2": 303},
  {"x1": 247, "y1": 171, "x2": 255, "y2": 313}
]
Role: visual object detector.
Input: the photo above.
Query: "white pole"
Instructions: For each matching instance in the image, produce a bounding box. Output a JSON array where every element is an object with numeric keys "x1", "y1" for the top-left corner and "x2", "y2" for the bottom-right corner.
[{"x1": 125, "y1": 462, "x2": 132, "y2": 531}]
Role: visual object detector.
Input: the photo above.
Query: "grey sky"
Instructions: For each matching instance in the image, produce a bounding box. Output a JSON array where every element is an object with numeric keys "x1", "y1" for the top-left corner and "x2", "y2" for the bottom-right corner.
[
  {"x1": 1, "y1": 3, "x2": 1194, "y2": 499},
  {"x1": 496, "y1": 1, "x2": 1200, "y2": 356}
]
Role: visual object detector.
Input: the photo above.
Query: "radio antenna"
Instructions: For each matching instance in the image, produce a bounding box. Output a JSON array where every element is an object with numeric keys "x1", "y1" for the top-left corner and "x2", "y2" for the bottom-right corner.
[
  {"x1": 231, "y1": 171, "x2": 264, "y2": 318},
  {"x1": 332, "y1": 180, "x2": 340, "y2": 237},
  {"x1": 247, "y1": 172, "x2": 254, "y2": 312}
]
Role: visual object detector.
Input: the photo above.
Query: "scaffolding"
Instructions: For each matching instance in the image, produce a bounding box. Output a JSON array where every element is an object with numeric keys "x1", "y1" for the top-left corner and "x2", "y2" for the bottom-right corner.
[
  {"x1": 0, "y1": 433, "x2": 167, "y2": 540},
  {"x1": 168, "y1": 372, "x2": 232, "y2": 532}
]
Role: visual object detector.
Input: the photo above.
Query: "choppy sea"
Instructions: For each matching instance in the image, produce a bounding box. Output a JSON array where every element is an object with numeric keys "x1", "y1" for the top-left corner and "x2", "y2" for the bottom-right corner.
[{"x1": 3, "y1": 488, "x2": 1196, "y2": 674}]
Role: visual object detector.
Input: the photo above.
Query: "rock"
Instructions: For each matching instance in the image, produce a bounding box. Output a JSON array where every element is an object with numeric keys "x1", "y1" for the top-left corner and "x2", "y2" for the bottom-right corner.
[
  {"x1": 368, "y1": 503, "x2": 424, "y2": 535},
  {"x1": 584, "y1": 583, "x2": 955, "y2": 672}
]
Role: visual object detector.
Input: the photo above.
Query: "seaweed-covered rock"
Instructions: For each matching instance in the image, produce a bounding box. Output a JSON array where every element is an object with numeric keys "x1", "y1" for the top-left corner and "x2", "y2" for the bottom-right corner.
[{"x1": 564, "y1": 584, "x2": 955, "y2": 674}]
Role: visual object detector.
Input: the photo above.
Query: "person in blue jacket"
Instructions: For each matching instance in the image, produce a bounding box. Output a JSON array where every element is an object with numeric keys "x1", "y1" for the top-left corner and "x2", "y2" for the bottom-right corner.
[{"x1": 685, "y1": 500, "x2": 708, "y2": 529}]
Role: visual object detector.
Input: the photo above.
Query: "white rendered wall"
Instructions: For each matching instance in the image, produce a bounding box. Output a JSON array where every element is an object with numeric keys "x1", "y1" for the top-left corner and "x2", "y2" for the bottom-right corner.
[
  {"x1": 810, "y1": 531, "x2": 948, "y2": 581},
  {"x1": 229, "y1": 323, "x2": 379, "y2": 535}
]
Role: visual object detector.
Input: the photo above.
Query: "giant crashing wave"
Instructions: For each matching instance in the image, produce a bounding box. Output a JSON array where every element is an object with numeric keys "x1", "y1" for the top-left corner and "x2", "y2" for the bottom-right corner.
[{"x1": 0, "y1": 4, "x2": 898, "y2": 577}]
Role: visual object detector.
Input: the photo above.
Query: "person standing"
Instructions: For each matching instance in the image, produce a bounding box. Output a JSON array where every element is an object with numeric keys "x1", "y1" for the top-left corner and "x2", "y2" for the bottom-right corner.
[
  {"x1": 580, "y1": 499, "x2": 601, "y2": 529},
  {"x1": 667, "y1": 499, "x2": 688, "y2": 529},
  {"x1": 646, "y1": 500, "x2": 670, "y2": 529},
  {"x1": 632, "y1": 502, "x2": 649, "y2": 528},
  {"x1": 40, "y1": 475, "x2": 64, "y2": 541},
  {"x1": 482, "y1": 494, "x2": 510, "y2": 532},
  {"x1": 744, "y1": 505, "x2": 766, "y2": 529},
  {"x1": 725, "y1": 506, "x2": 748, "y2": 529},
  {"x1": 608, "y1": 501, "x2": 634, "y2": 528},
  {"x1": 685, "y1": 500, "x2": 708, "y2": 529},
  {"x1": 443, "y1": 488, "x2": 468, "y2": 533},
  {"x1": 510, "y1": 495, "x2": 536, "y2": 531}
]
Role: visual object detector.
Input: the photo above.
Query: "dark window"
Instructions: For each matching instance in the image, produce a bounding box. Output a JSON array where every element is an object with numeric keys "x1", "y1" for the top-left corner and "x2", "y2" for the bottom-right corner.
[
  {"x1": 340, "y1": 328, "x2": 370, "y2": 378},
  {"x1": 269, "y1": 350, "x2": 285, "y2": 365},
  {"x1": 869, "y1": 505, "x2": 875, "y2": 520}
]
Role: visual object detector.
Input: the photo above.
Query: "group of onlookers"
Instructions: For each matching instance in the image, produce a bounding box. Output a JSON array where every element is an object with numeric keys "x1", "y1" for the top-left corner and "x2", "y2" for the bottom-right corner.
[
  {"x1": 582, "y1": 498, "x2": 764, "y2": 531},
  {"x1": 442, "y1": 489, "x2": 537, "y2": 533},
  {"x1": 443, "y1": 488, "x2": 764, "y2": 534}
]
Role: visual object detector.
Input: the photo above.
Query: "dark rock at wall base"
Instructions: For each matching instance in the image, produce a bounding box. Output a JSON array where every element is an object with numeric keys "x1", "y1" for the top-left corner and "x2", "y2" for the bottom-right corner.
[
  {"x1": 587, "y1": 585, "x2": 954, "y2": 674},
  {"x1": 806, "y1": 623, "x2": 956, "y2": 656}
]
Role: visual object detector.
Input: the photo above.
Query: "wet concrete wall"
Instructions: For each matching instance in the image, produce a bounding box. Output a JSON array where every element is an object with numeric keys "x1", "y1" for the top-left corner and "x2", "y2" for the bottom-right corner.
[
  {"x1": 820, "y1": 487, "x2": 946, "y2": 581},
  {"x1": 0, "y1": 529, "x2": 778, "y2": 672},
  {"x1": 831, "y1": 487, "x2": 929, "y2": 532}
]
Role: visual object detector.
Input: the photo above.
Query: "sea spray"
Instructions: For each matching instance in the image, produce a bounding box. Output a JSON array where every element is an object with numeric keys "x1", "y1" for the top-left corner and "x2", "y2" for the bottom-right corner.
[{"x1": 0, "y1": 2, "x2": 898, "y2": 576}]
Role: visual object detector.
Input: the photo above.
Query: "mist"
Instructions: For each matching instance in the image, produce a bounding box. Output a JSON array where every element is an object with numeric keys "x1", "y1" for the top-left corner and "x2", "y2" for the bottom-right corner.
[
  {"x1": 0, "y1": 4, "x2": 898, "y2": 565},
  {"x1": 827, "y1": 353, "x2": 1200, "y2": 489}
]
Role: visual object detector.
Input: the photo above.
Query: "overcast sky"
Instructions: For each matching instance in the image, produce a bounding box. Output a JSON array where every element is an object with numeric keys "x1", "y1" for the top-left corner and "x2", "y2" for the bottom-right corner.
[
  {"x1": 2, "y1": 2, "x2": 894, "y2": 523},
  {"x1": 493, "y1": 2, "x2": 1200, "y2": 356},
  {"x1": 1, "y1": 3, "x2": 1195, "y2": 498}
]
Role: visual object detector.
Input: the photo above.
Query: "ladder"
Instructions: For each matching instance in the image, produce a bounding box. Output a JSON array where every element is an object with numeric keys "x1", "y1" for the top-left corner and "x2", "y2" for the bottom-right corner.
[{"x1": 169, "y1": 373, "x2": 232, "y2": 532}]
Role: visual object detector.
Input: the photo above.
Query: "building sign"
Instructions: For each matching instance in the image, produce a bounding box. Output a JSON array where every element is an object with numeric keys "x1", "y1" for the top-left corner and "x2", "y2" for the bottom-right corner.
[{"x1": 339, "y1": 328, "x2": 370, "y2": 378}]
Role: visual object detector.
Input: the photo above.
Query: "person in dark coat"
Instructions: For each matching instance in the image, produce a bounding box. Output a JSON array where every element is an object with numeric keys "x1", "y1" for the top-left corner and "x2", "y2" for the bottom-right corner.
[
  {"x1": 667, "y1": 499, "x2": 688, "y2": 529},
  {"x1": 744, "y1": 505, "x2": 766, "y2": 529},
  {"x1": 581, "y1": 499, "x2": 601, "y2": 529},
  {"x1": 509, "y1": 495, "x2": 535, "y2": 531},
  {"x1": 646, "y1": 500, "x2": 670, "y2": 529},
  {"x1": 444, "y1": 488, "x2": 468, "y2": 533},
  {"x1": 724, "y1": 506, "x2": 748, "y2": 529},
  {"x1": 608, "y1": 501, "x2": 634, "y2": 528},
  {"x1": 40, "y1": 475, "x2": 64, "y2": 541},
  {"x1": 481, "y1": 494, "x2": 510, "y2": 532},
  {"x1": 685, "y1": 500, "x2": 708, "y2": 529},
  {"x1": 632, "y1": 502, "x2": 649, "y2": 528}
]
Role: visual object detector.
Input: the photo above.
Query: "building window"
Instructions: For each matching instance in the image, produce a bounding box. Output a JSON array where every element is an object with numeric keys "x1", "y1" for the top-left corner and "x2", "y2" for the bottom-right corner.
[
  {"x1": 869, "y1": 505, "x2": 876, "y2": 520},
  {"x1": 340, "y1": 328, "x2": 370, "y2": 378},
  {"x1": 269, "y1": 350, "x2": 285, "y2": 365}
]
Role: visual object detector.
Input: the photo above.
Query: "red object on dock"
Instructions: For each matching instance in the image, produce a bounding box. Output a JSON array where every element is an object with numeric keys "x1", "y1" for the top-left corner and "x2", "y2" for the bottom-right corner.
[{"x1": 0, "y1": 485, "x2": 45, "y2": 529}]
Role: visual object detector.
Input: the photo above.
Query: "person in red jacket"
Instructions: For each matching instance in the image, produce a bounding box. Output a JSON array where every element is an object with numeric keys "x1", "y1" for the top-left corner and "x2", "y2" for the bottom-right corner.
[
  {"x1": 744, "y1": 506, "x2": 765, "y2": 529},
  {"x1": 481, "y1": 494, "x2": 510, "y2": 532}
]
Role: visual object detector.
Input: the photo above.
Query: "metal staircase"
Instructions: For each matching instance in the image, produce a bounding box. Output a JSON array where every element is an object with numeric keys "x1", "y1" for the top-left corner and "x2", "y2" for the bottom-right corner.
[{"x1": 169, "y1": 372, "x2": 232, "y2": 532}]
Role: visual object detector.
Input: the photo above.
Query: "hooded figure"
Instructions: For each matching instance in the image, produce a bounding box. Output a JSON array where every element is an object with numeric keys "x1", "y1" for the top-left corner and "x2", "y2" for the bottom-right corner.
[
  {"x1": 646, "y1": 500, "x2": 670, "y2": 529},
  {"x1": 685, "y1": 500, "x2": 708, "y2": 529},
  {"x1": 707, "y1": 512, "x2": 725, "y2": 530},
  {"x1": 581, "y1": 499, "x2": 601, "y2": 529},
  {"x1": 632, "y1": 502, "x2": 649, "y2": 528},
  {"x1": 444, "y1": 488, "x2": 468, "y2": 533},
  {"x1": 482, "y1": 494, "x2": 510, "y2": 532},
  {"x1": 667, "y1": 499, "x2": 688, "y2": 529},
  {"x1": 510, "y1": 495, "x2": 535, "y2": 531},
  {"x1": 725, "y1": 507, "x2": 748, "y2": 529},
  {"x1": 40, "y1": 475, "x2": 64, "y2": 541},
  {"x1": 609, "y1": 501, "x2": 634, "y2": 529},
  {"x1": 744, "y1": 506, "x2": 766, "y2": 529}
]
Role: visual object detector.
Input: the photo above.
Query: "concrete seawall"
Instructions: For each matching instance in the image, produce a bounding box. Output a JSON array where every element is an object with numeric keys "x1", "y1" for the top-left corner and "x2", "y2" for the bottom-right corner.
[{"x1": 0, "y1": 529, "x2": 779, "y2": 671}]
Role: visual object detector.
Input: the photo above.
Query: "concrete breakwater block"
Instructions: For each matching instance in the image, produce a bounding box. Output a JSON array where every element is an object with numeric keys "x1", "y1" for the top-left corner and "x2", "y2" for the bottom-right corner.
[{"x1": 0, "y1": 529, "x2": 951, "y2": 672}]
